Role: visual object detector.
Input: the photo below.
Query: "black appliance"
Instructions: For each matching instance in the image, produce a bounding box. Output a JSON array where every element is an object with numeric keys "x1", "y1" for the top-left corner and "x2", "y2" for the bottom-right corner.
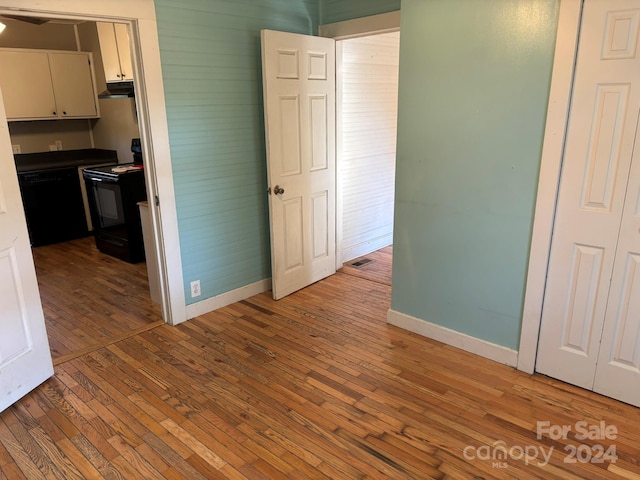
[
  {"x1": 98, "y1": 81, "x2": 135, "y2": 99},
  {"x1": 15, "y1": 149, "x2": 118, "y2": 247},
  {"x1": 83, "y1": 164, "x2": 147, "y2": 263},
  {"x1": 83, "y1": 145, "x2": 147, "y2": 263},
  {"x1": 131, "y1": 138, "x2": 142, "y2": 165},
  {"x1": 18, "y1": 168, "x2": 87, "y2": 247}
]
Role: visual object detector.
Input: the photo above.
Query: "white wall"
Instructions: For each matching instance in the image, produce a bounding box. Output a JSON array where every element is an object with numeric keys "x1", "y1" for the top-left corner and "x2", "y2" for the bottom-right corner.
[
  {"x1": 91, "y1": 98, "x2": 139, "y2": 163},
  {"x1": 340, "y1": 31, "x2": 399, "y2": 262},
  {"x1": 8, "y1": 120, "x2": 93, "y2": 153},
  {"x1": 0, "y1": 17, "x2": 77, "y2": 50}
]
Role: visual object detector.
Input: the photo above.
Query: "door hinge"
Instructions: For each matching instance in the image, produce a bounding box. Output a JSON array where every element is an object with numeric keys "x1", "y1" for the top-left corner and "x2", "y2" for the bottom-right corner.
[{"x1": 155, "y1": 195, "x2": 160, "y2": 207}]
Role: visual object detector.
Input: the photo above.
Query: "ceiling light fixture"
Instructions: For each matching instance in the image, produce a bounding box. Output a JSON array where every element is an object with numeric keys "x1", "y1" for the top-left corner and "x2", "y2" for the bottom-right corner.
[{"x1": 0, "y1": 22, "x2": 5, "y2": 34}]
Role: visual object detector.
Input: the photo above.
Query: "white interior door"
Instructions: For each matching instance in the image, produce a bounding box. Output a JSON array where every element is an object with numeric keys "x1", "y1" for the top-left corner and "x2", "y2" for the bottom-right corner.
[
  {"x1": 261, "y1": 30, "x2": 336, "y2": 300},
  {"x1": 537, "y1": 0, "x2": 640, "y2": 406},
  {"x1": 0, "y1": 87, "x2": 54, "y2": 412}
]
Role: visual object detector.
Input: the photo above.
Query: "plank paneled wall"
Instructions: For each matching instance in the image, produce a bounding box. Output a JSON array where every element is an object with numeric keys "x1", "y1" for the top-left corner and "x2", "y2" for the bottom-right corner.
[
  {"x1": 340, "y1": 32, "x2": 399, "y2": 262},
  {"x1": 153, "y1": 0, "x2": 319, "y2": 304},
  {"x1": 320, "y1": 0, "x2": 401, "y2": 25}
]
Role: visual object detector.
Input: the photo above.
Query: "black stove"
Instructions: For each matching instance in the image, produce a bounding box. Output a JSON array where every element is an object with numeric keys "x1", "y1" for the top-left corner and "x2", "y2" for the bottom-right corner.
[
  {"x1": 82, "y1": 142, "x2": 147, "y2": 263},
  {"x1": 82, "y1": 163, "x2": 144, "y2": 179}
]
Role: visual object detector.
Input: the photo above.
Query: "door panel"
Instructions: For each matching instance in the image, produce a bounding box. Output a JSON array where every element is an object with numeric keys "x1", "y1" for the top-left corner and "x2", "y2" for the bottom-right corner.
[
  {"x1": 279, "y1": 95, "x2": 302, "y2": 175},
  {"x1": 310, "y1": 95, "x2": 328, "y2": 170},
  {"x1": 562, "y1": 244, "x2": 604, "y2": 355},
  {"x1": 261, "y1": 30, "x2": 336, "y2": 300},
  {"x1": 536, "y1": 0, "x2": 640, "y2": 391},
  {"x1": 594, "y1": 110, "x2": 640, "y2": 405},
  {"x1": 0, "y1": 250, "x2": 32, "y2": 357},
  {"x1": 283, "y1": 197, "x2": 304, "y2": 271},
  {"x1": 0, "y1": 87, "x2": 54, "y2": 412}
]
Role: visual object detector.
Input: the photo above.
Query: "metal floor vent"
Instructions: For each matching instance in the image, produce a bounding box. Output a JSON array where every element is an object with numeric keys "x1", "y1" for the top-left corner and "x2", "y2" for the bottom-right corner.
[{"x1": 350, "y1": 258, "x2": 373, "y2": 268}]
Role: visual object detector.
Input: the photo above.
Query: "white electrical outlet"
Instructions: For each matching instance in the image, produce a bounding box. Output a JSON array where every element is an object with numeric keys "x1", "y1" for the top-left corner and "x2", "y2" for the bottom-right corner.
[
  {"x1": 55, "y1": 140, "x2": 63, "y2": 151},
  {"x1": 12, "y1": 144, "x2": 21, "y2": 154},
  {"x1": 190, "y1": 280, "x2": 201, "y2": 298}
]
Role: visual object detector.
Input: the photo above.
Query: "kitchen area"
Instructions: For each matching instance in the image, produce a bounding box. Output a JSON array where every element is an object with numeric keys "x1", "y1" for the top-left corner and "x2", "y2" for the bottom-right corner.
[{"x1": 0, "y1": 15, "x2": 162, "y2": 361}]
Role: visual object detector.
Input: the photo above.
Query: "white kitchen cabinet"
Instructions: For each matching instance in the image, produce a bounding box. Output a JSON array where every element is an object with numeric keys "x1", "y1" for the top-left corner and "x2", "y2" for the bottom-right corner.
[
  {"x1": 0, "y1": 50, "x2": 57, "y2": 120},
  {"x1": 0, "y1": 49, "x2": 99, "y2": 121},
  {"x1": 49, "y1": 53, "x2": 99, "y2": 118},
  {"x1": 96, "y1": 22, "x2": 133, "y2": 82}
]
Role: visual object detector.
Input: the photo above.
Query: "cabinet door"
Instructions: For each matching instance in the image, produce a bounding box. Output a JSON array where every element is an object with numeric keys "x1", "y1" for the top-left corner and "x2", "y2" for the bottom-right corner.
[
  {"x1": 0, "y1": 50, "x2": 57, "y2": 120},
  {"x1": 96, "y1": 22, "x2": 133, "y2": 82},
  {"x1": 114, "y1": 23, "x2": 133, "y2": 81},
  {"x1": 49, "y1": 53, "x2": 98, "y2": 118}
]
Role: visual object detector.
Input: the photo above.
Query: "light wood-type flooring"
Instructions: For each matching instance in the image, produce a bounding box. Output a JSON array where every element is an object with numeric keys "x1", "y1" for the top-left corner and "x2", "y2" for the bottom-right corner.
[
  {"x1": 2, "y1": 244, "x2": 640, "y2": 478},
  {"x1": 31, "y1": 236, "x2": 163, "y2": 364},
  {"x1": 338, "y1": 246, "x2": 392, "y2": 286}
]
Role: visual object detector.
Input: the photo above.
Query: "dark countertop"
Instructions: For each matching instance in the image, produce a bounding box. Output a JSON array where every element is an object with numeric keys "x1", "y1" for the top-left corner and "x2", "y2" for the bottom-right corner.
[{"x1": 14, "y1": 148, "x2": 118, "y2": 173}]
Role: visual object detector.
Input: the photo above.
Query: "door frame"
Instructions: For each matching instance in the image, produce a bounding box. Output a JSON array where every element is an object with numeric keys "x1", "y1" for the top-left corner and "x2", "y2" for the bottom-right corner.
[
  {"x1": 518, "y1": 0, "x2": 584, "y2": 373},
  {"x1": 0, "y1": 0, "x2": 187, "y2": 325},
  {"x1": 319, "y1": 11, "x2": 400, "y2": 269}
]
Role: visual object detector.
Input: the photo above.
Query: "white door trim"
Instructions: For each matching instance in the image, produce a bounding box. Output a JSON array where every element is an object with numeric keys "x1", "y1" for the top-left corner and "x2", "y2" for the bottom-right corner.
[
  {"x1": 318, "y1": 11, "x2": 400, "y2": 40},
  {"x1": 0, "y1": 0, "x2": 187, "y2": 325},
  {"x1": 518, "y1": 0, "x2": 583, "y2": 373},
  {"x1": 335, "y1": 39, "x2": 345, "y2": 270}
]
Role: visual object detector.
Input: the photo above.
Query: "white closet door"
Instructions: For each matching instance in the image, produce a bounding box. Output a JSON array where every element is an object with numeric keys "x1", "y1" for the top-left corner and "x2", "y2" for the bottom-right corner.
[
  {"x1": 536, "y1": 0, "x2": 640, "y2": 397},
  {"x1": 593, "y1": 108, "x2": 640, "y2": 406}
]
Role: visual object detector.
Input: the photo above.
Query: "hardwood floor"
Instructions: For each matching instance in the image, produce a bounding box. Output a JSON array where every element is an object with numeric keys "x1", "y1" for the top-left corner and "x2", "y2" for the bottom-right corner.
[
  {"x1": 2, "y1": 249, "x2": 640, "y2": 479},
  {"x1": 32, "y1": 236, "x2": 163, "y2": 364},
  {"x1": 339, "y1": 246, "x2": 392, "y2": 286}
]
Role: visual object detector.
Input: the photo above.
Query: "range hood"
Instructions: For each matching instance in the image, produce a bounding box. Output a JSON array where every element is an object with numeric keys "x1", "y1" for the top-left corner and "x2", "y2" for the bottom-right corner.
[{"x1": 98, "y1": 81, "x2": 134, "y2": 99}]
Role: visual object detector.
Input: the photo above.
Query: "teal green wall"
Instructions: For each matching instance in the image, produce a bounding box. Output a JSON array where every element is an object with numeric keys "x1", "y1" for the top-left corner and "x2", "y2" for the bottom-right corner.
[
  {"x1": 392, "y1": 0, "x2": 559, "y2": 350},
  {"x1": 154, "y1": 0, "x2": 319, "y2": 303},
  {"x1": 320, "y1": 0, "x2": 400, "y2": 24},
  {"x1": 153, "y1": 0, "x2": 560, "y2": 352}
]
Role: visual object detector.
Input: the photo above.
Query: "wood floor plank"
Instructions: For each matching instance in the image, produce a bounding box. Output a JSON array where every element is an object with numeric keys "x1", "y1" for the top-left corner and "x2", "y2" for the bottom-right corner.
[
  {"x1": 339, "y1": 246, "x2": 393, "y2": 285},
  {"x1": 2, "y1": 247, "x2": 640, "y2": 478},
  {"x1": 32, "y1": 237, "x2": 162, "y2": 362}
]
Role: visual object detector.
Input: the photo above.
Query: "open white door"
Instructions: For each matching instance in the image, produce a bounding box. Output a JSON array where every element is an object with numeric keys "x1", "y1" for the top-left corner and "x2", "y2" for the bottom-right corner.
[
  {"x1": 261, "y1": 30, "x2": 336, "y2": 300},
  {"x1": 0, "y1": 87, "x2": 54, "y2": 412}
]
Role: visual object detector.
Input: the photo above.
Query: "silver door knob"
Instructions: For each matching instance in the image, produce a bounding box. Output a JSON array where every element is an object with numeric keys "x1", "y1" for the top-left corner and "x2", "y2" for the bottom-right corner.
[{"x1": 273, "y1": 185, "x2": 285, "y2": 195}]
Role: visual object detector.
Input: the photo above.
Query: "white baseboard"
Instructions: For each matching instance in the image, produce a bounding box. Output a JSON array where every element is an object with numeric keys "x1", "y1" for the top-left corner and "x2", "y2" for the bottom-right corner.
[
  {"x1": 185, "y1": 278, "x2": 272, "y2": 321},
  {"x1": 342, "y1": 234, "x2": 393, "y2": 264},
  {"x1": 387, "y1": 309, "x2": 518, "y2": 367}
]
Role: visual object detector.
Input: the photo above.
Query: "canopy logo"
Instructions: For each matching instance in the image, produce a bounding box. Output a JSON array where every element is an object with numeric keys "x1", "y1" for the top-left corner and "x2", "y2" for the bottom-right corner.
[{"x1": 463, "y1": 420, "x2": 618, "y2": 469}]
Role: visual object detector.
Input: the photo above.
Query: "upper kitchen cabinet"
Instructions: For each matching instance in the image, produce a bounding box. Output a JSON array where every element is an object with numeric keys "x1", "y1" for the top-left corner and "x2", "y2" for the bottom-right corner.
[
  {"x1": 0, "y1": 50, "x2": 55, "y2": 119},
  {"x1": 49, "y1": 53, "x2": 100, "y2": 118},
  {"x1": 0, "y1": 49, "x2": 99, "y2": 121},
  {"x1": 96, "y1": 23, "x2": 133, "y2": 82}
]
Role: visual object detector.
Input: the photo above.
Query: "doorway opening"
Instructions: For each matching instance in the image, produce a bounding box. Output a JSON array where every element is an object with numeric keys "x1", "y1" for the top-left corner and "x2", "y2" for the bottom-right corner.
[
  {"x1": 0, "y1": 13, "x2": 165, "y2": 363},
  {"x1": 336, "y1": 30, "x2": 399, "y2": 277}
]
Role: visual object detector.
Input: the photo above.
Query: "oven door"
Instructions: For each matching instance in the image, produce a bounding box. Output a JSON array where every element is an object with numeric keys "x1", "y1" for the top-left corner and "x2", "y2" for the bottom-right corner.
[{"x1": 86, "y1": 176, "x2": 125, "y2": 230}]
